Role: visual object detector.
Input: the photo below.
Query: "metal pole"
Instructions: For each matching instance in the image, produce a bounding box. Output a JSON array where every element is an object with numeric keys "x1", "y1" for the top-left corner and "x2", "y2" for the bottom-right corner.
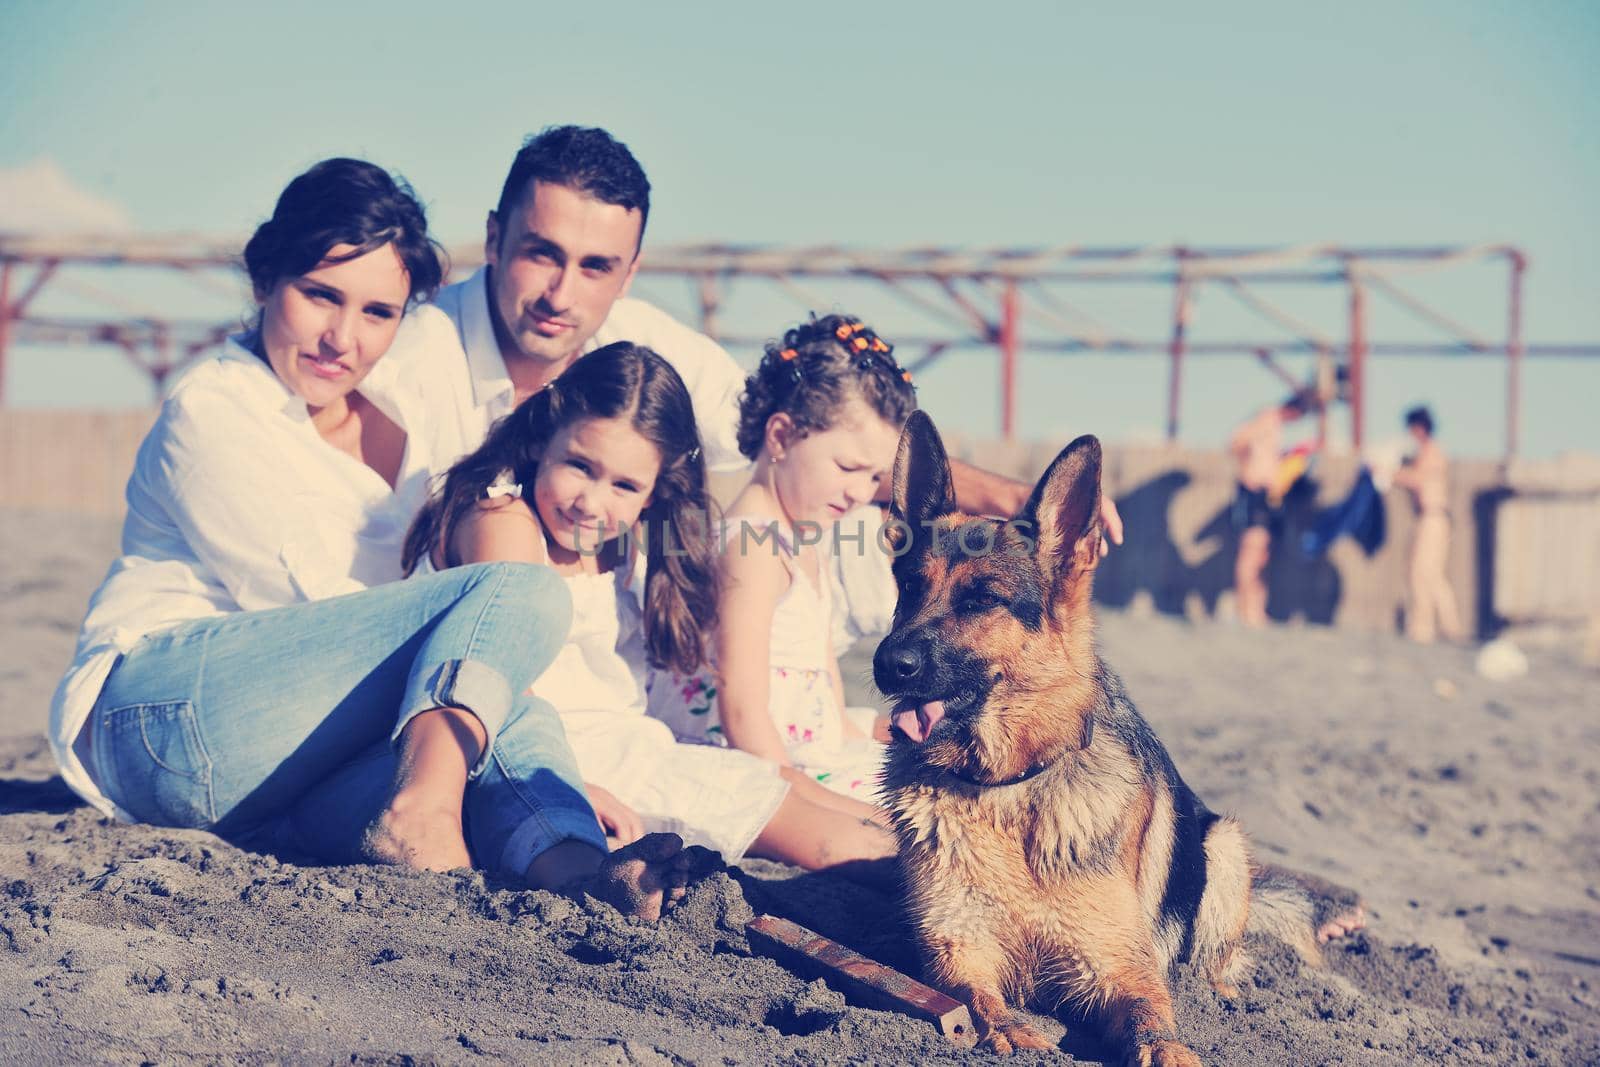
[
  {"x1": 1348, "y1": 272, "x2": 1368, "y2": 449},
  {"x1": 1314, "y1": 345, "x2": 1331, "y2": 449},
  {"x1": 1505, "y1": 251, "x2": 1527, "y2": 461},
  {"x1": 1166, "y1": 271, "x2": 1191, "y2": 442},
  {"x1": 999, "y1": 281, "x2": 1019, "y2": 440},
  {"x1": 696, "y1": 274, "x2": 721, "y2": 339},
  {"x1": 0, "y1": 261, "x2": 13, "y2": 407}
]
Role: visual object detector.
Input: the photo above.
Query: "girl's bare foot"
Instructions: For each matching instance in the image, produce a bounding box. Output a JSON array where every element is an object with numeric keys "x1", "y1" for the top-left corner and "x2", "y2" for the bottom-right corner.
[
  {"x1": 1294, "y1": 871, "x2": 1367, "y2": 943},
  {"x1": 527, "y1": 833, "x2": 724, "y2": 921},
  {"x1": 1258, "y1": 863, "x2": 1368, "y2": 943},
  {"x1": 361, "y1": 796, "x2": 473, "y2": 872},
  {"x1": 582, "y1": 833, "x2": 723, "y2": 921},
  {"x1": 1317, "y1": 904, "x2": 1367, "y2": 943}
]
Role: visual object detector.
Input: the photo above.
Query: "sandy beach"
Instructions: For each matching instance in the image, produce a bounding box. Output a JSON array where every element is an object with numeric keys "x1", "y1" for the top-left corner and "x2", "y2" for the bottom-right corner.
[{"x1": 1, "y1": 505, "x2": 1596, "y2": 1065}]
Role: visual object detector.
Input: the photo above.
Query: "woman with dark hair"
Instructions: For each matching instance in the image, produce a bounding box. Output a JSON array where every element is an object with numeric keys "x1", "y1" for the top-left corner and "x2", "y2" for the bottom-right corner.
[{"x1": 50, "y1": 158, "x2": 695, "y2": 918}]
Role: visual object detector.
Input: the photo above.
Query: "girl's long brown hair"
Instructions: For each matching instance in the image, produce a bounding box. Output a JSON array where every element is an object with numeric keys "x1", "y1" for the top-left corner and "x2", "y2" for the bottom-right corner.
[{"x1": 403, "y1": 342, "x2": 718, "y2": 674}]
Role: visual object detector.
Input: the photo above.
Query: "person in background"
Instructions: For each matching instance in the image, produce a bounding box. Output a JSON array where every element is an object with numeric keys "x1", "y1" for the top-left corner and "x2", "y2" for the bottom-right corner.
[
  {"x1": 1228, "y1": 393, "x2": 1312, "y2": 626},
  {"x1": 1393, "y1": 405, "x2": 1463, "y2": 643}
]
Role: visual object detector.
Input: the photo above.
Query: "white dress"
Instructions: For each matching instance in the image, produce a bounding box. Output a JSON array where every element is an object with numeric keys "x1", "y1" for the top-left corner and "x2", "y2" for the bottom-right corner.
[
  {"x1": 529, "y1": 566, "x2": 790, "y2": 862},
  {"x1": 648, "y1": 518, "x2": 888, "y2": 801}
]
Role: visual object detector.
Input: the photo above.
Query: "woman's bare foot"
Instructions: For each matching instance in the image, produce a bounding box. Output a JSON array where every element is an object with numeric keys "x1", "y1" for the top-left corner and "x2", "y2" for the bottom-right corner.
[
  {"x1": 362, "y1": 706, "x2": 484, "y2": 871},
  {"x1": 361, "y1": 796, "x2": 473, "y2": 872}
]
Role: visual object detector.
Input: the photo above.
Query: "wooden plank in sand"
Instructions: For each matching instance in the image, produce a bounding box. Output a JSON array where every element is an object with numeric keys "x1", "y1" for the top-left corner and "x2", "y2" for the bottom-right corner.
[{"x1": 747, "y1": 914, "x2": 977, "y2": 1048}]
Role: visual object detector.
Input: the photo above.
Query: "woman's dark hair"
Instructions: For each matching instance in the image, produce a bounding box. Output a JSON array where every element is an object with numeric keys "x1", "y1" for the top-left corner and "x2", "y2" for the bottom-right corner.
[
  {"x1": 243, "y1": 157, "x2": 445, "y2": 307},
  {"x1": 494, "y1": 126, "x2": 651, "y2": 248},
  {"x1": 736, "y1": 313, "x2": 919, "y2": 460},
  {"x1": 404, "y1": 343, "x2": 716, "y2": 674}
]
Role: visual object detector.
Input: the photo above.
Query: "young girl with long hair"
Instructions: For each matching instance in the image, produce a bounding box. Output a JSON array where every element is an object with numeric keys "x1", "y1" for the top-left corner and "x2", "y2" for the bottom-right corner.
[
  {"x1": 649, "y1": 314, "x2": 917, "y2": 800},
  {"x1": 404, "y1": 342, "x2": 896, "y2": 874}
]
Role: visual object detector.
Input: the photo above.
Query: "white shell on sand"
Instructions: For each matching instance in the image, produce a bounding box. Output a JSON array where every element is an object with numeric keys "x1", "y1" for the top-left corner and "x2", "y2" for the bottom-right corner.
[{"x1": 1475, "y1": 638, "x2": 1531, "y2": 681}]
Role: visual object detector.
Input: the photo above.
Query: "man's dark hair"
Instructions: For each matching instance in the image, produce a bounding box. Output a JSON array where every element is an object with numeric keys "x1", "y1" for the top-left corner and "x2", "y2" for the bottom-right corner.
[
  {"x1": 1405, "y1": 405, "x2": 1435, "y2": 436},
  {"x1": 493, "y1": 126, "x2": 651, "y2": 246}
]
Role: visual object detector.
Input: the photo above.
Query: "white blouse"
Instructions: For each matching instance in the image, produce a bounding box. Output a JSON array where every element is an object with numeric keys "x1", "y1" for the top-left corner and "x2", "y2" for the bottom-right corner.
[{"x1": 49, "y1": 337, "x2": 438, "y2": 817}]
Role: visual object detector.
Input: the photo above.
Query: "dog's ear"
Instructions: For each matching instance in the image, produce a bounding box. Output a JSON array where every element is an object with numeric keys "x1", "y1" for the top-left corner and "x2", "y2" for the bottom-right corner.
[
  {"x1": 1018, "y1": 434, "x2": 1102, "y2": 585},
  {"x1": 891, "y1": 410, "x2": 956, "y2": 535}
]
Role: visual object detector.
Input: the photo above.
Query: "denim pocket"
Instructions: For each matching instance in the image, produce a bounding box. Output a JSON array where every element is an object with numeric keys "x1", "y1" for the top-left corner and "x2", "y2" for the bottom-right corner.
[{"x1": 98, "y1": 701, "x2": 217, "y2": 828}]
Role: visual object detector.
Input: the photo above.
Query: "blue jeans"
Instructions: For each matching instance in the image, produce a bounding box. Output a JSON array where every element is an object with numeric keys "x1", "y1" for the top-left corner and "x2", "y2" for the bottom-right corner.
[{"x1": 87, "y1": 562, "x2": 606, "y2": 876}]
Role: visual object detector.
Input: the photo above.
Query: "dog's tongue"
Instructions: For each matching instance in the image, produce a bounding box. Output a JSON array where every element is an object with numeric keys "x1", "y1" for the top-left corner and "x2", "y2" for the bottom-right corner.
[{"x1": 893, "y1": 700, "x2": 946, "y2": 744}]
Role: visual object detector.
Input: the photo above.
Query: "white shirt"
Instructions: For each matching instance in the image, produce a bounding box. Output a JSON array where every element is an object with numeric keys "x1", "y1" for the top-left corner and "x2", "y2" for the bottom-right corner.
[
  {"x1": 49, "y1": 338, "x2": 437, "y2": 817},
  {"x1": 388, "y1": 267, "x2": 750, "y2": 476}
]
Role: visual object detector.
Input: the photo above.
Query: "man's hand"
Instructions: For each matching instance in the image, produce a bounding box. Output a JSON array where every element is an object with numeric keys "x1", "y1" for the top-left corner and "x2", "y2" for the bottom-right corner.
[
  {"x1": 1099, "y1": 491, "x2": 1124, "y2": 558},
  {"x1": 587, "y1": 783, "x2": 644, "y2": 848},
  {"x1": 913, "y1": 456, "x2": 1125, "y2": 555}
]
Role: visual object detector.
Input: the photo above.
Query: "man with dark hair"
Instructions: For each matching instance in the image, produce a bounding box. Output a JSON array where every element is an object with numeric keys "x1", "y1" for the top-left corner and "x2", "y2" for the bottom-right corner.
[
  {"x1": 1228, "y1": 393, "x2": 1312, "y2": 626},
  {"x1": 397, "y1": 126, "x2": 747, "y2": 469},
  {"x1": 397, "y1": 125, "x2": 1120, "y2": 642},
  {"x1": 1394, "y1": 405, "x2": 1461, "y2": 642},
  {"x1": 492, "y1": 125, "x2": 652, "y2": 238}
]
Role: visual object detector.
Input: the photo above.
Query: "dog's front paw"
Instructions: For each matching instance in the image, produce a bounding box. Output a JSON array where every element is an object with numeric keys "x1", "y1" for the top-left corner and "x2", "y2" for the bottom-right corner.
[
  {"x1": 997, "y1": 1020, "x2": 1055, "y2": 1052},
  {"x1": 981, "y1": 1022, "x2": 1053, "y2": 1056},
  {"x1": 981, "y1": 1030, "x2": 1015, "y2": 1056},
  {"x1": 1127, "y1": 1038, "x2": 1203, "y2": 1067}
]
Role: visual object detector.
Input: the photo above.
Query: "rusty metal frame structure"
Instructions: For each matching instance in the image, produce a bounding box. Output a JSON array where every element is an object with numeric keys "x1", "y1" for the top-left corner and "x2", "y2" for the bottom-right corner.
[{"x1": 3, "y1": 235, "x2": 1596, "y2": 458}]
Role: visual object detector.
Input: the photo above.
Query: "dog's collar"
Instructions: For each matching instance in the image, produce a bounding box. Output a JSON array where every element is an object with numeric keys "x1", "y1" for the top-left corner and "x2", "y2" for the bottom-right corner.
[
  {"x1": 947, "y1": 760, "x2": 1056, "y2": 789},
  {"x1": 945, "y1": 717, "x2": 1093, "y2": 788}
]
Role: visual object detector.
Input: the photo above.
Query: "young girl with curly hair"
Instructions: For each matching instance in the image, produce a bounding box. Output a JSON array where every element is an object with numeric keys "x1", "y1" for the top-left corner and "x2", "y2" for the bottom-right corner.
[{"x1": 650, "y1": 314, "x2": 918, "y2": 804}]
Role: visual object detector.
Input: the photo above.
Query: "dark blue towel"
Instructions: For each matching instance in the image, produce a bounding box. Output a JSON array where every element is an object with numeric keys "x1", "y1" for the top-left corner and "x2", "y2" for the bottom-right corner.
[{"x1": 1302, "y1": 467, "x2": 1386, "y2": 558}]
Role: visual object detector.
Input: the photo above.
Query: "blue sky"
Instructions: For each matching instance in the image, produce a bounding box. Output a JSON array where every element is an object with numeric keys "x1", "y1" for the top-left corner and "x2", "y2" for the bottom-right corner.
[{"x1": 2, "y1": 0, "x2": 1596, "y2": 457}]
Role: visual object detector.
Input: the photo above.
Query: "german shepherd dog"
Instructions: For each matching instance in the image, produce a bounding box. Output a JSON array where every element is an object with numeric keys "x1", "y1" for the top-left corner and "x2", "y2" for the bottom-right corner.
[{"x1": 873, "y1": 412, "x2": 1361, "y2": 1064}]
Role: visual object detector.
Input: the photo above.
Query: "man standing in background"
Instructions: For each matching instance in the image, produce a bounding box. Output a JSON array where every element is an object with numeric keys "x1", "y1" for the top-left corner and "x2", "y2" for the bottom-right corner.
[{"x1": 1394, "y1": 406, "x2": 1462, "y2": 643}]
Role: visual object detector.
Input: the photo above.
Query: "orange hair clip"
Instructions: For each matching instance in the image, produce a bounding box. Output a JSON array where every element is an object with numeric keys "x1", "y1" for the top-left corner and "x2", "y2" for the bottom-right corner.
[
  {"x1": 778, "y1": 347, "x2": 798, "y2": 361},
  {"x1": 901, "y1": 370, "x2": 914, "y2": 383}
]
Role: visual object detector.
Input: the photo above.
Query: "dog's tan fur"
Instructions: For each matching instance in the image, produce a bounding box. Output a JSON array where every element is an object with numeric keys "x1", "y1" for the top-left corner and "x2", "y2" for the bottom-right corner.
[{"x1": 874, "y1": 413, "x2": 1332, "y2": 1064}]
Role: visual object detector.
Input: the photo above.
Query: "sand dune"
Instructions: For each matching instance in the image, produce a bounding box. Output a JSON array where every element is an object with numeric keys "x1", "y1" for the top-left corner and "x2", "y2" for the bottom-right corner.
[{"x1": 1, "y1": 508, "x2": 1596, "y2": 1064}]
